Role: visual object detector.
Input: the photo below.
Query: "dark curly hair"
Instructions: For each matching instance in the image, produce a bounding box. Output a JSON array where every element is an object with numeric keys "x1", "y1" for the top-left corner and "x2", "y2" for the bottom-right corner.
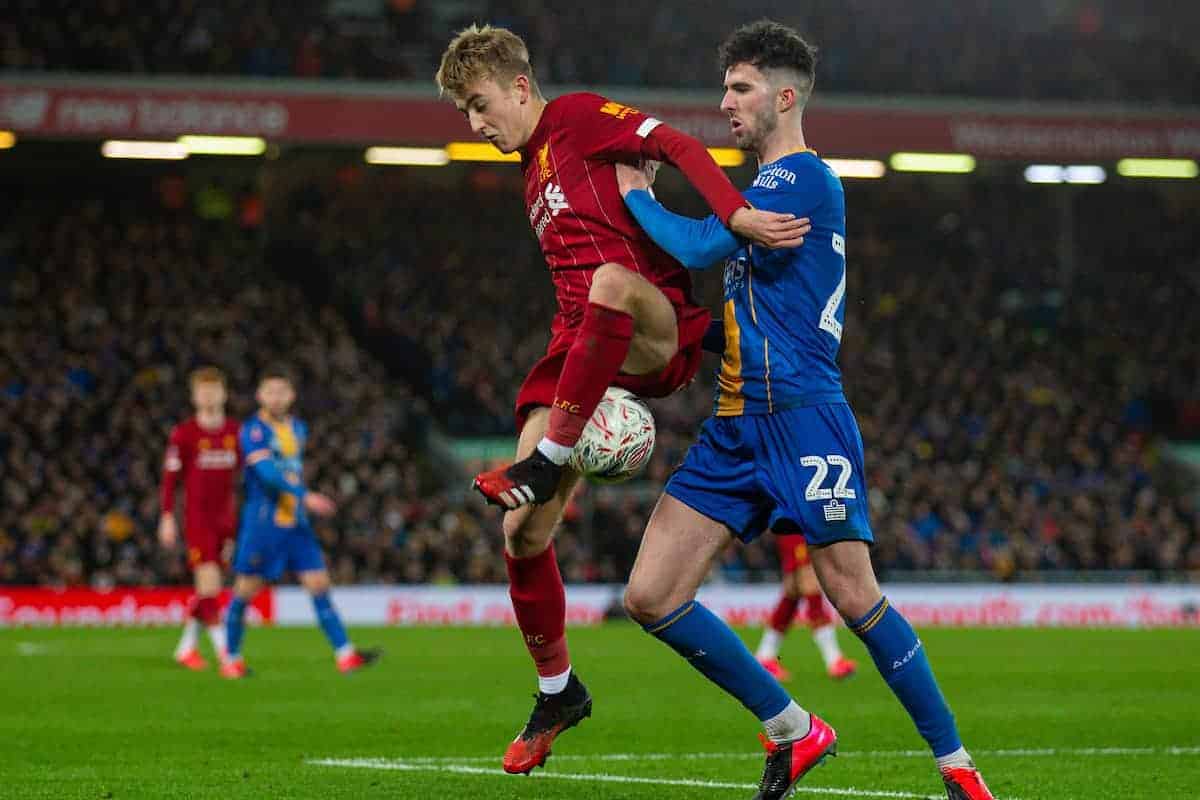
[{"x1": 718, "y1": 20, "x2": 817, "y2": 100}]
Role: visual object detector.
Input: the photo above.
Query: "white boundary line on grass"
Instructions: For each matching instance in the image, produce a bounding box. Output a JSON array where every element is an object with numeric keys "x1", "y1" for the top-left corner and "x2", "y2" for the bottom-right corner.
[
  {"x1": 315, "y1": 744, "x2": 1200, "y2": 765},
  {"x1": 307, "y1": 758, "x2": 929, "y2": 799}
]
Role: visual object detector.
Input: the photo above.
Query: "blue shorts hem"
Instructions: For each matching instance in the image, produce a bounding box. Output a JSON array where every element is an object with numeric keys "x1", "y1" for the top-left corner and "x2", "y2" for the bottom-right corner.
[{"x1": 663, "y1": 484, "x2": 749, "y2": 540}]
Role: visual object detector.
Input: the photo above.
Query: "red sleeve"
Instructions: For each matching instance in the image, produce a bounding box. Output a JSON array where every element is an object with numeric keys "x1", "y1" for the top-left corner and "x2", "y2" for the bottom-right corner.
[
  {"x1": 640, "y1": 124, "x2": 748, "y2": 225},
  {"x1": 160, "y1": 425, "x2": 184, "y2": 514},
  {"x1": 564, "y1": 92, "x2": 747, "y2": 226},
  {"x1": 563, "y1": 92, "x2": 658, "y2": 163}
]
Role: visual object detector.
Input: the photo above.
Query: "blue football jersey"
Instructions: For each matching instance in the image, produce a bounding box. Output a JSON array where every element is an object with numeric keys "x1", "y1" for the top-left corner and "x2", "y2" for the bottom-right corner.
[
  {"x1": 239, "y1": 413, "x2": 309, "y2": 529},
  {"x1": 715, "y1": 150, "x2": 847, "y2": 416}
]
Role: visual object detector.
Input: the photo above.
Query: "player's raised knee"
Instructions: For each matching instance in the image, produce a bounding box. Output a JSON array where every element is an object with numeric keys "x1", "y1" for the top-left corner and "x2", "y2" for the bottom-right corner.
[{"x1": 588, "y1": 262, "x2": 640, "y2": 311}]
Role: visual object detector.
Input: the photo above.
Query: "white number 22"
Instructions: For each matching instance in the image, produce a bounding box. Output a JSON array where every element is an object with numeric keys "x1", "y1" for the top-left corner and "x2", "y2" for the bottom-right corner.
[{"x1": 800, "y1": 455, "x2": 856, "y2": 501}]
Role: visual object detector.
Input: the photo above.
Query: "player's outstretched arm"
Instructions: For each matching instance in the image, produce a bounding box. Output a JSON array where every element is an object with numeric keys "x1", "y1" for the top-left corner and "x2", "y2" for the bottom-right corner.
[
  {"x1": 622, "y1": 188, "x2": 739, "y2": 269},
  {"x1": 640, "y1": 124, "x2": 747, "y2": 225},
  {"x1": 641, "y1": 125, "x2": 809, "y2": 249}
]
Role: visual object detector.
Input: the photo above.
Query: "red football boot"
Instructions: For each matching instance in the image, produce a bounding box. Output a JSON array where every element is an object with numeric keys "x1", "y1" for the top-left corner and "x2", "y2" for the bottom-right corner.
[
  {"x1": 174, "y1": 649, "x2": 207, "y2": 671},
  {"x1": 337, "y1": 647, "x2": 382, "y2": 674},
  {"x1": 474, "y1": 449, "x2": 562, "y2": 510},
  {"x1": 219, "y1": 659, "x2": 248, "y2": 680},
  {"x1": 827, "y1": 657, "x2": 858, "y2": 680},
  {"x1": 942, "y1": 762, "x2": 996, "y2": 800},
  {"x1": 502, "y1": 672, "x2": 592, "y2": 774},
  {"x1": 753, "y1": 715, "x2": 838, "y2": 800},
  {"x1": 757, "y1": 657, "x2": 793, "y2": 682}
]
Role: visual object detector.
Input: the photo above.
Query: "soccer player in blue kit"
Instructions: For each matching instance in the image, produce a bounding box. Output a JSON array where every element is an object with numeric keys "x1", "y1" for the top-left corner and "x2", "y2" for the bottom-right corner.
[
  {"x1": 220, "y1": 368, "x2": 379, "y2": 679},
  {"x1": 616, "y1": 21, "x2": 996, "y2": 800}
]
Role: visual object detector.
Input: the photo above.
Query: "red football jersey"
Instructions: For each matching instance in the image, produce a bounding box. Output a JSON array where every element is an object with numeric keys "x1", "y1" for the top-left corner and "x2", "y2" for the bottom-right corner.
[
  {"x1": 521, "y1": 92, "x2": 731, "y2": 335},
  {"x1": 160, "y1": 417, "x2": 241, "y2": 534}
]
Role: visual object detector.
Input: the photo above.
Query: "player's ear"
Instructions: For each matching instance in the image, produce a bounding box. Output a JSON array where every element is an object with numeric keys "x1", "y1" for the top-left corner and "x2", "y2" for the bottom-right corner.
[
  {"x1": 777, "y1": 86, "x2": 797, "y2": 114},
  {"x1": 513, "y1": 73, "x2": 530, "y2": 103}
]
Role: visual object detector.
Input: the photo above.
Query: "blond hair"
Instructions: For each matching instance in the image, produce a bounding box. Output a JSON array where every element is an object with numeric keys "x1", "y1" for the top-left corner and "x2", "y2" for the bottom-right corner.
[
  {"x1": 435, "y1": 24, "x2": 539, "y2": 101},
  {"x1": 189, "y1": 366, "x2": 227, "y2": 389}
]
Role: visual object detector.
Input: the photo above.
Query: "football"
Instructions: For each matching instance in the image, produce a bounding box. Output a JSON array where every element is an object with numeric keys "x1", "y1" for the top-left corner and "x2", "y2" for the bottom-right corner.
[{"x1": 568, "y1": 387, "x2": 656, "y2": 484}]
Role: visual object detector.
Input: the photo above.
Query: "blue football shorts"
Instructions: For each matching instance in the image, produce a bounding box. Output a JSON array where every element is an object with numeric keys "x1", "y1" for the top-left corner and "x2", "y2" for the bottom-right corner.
[
  {"x1": 665, "y1": 402, "x2": 874, "y2": 546},
  {"x1": 232, "y1": 522, "x2": 326, "y2": 580}
]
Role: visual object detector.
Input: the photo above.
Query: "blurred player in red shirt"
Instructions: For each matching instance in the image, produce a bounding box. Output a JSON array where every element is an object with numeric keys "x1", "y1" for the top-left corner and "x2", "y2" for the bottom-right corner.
[
  {"x1": 755, "y1": 526, "x2": 857, "y2": 682},
  {"x1": 435, "y1": 25, "x2": 809, "y2": 774},
  {"x1": 158, "y1": 367, "x2": 241, "y2": 670}
]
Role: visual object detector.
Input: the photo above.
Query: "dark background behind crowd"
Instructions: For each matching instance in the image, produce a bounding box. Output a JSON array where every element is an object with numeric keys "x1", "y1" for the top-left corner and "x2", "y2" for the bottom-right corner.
[
  {"x1": 2, "y1": 166, "x2": 1197, "y2": 588},
  {"x1": 1, "y1": 0, "x2": 1198, "y2": 587},
  {"x1": 3, "y1": 0, "x2": 1198, "y2": 104}
]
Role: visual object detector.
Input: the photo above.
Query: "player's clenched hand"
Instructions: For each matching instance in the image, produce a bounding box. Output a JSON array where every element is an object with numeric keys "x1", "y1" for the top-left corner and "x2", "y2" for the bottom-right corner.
[
  {"x1": 303, "y1": 492, "x2": 337, "y2": 517},
  {"x1": 728, "y1": 207, "x2": 811, "y2": 249},
  {"x1": 615, "y1": 160, "x2": 660, "y2": 197},
  {"x1": 157, "y1": 514, "x2": 177, "y2": 548}
]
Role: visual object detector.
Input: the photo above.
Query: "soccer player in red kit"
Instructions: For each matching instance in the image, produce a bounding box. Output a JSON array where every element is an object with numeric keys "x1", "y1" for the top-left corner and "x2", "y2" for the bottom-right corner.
[
  {"x1": 435, "y1": 24, "x2": 810, "y2": 774},
  {"x1": 755, "y1": 526, "x2": 857, "y2": 682},
  {"x1": 159, "y1": 367, "x2": 240, "y2": 670}
]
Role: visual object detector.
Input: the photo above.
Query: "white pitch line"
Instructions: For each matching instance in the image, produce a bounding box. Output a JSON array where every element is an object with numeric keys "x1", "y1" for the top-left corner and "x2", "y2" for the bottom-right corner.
[
  {"x1": 307, "y1": 758, "x2": 931, "y2": 798},
  {"x1": 320, "y1": 744, "x2": 1200, "y2": 765}
]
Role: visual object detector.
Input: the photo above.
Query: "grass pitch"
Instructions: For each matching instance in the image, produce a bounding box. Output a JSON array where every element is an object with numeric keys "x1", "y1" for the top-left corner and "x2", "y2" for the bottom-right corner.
[{"x1": 3, "y1": 625, "x2": 1197, "y2": 799}]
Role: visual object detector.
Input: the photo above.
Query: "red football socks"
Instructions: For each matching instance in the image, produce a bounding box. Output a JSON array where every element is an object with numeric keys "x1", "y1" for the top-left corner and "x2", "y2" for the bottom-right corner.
[
  {"x1": 191, "y1": 595, "x2": 221, "y2": 626},
  {"x1": 506, "y1": 544, "x2": 570, "y2": 677},
  {"x1": 804, "y1": 592, "x2": 834, "y2": 628},
  {"x1": 546, "y1": 302, "x2": 635, "y2": 448},
  {"x1": 768, "y1": 593, "x2": 801, "y2": 634}
]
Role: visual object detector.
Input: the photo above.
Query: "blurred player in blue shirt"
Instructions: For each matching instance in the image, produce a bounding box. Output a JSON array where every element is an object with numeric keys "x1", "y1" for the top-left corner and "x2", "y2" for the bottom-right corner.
[
  {"x1": 617, "y1": 21, "x2": 995, "y2": 800},
  {"x1": 220, "y1": 367, "x2": 379, "y2": 678}
]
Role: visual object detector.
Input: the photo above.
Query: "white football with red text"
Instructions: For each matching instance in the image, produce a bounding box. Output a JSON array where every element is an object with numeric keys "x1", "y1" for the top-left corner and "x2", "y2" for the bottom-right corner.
[{"x1": 568, "y1": 387, "x2": 656, "y2": 484}]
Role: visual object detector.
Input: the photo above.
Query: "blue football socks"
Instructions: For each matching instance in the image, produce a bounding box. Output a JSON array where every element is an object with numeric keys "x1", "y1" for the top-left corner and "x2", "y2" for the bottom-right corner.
[
  {"x1": 224, "y1": 595, "x2": 247, "y2": 659},
  {"x1": 644, "y1": 600, "x2": 792, "y2": 721},
  {"x1": 850, "y1": 596, "x2": 962, "y2": 757},
  {"x1": 312, "y1": 592, "x2": 350, "y2": 651}
]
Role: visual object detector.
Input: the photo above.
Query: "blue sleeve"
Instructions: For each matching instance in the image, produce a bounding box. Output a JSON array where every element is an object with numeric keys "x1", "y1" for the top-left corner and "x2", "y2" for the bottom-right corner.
[
  {"x1": 240, "y1": 420, "x2": 305, "y2": 498},
  {"x1": 249, "y1": 459, "x2": 306, "y2": 498},
  {"x1": 623, "y1": 190, "x2": 741, "y2": 270}
]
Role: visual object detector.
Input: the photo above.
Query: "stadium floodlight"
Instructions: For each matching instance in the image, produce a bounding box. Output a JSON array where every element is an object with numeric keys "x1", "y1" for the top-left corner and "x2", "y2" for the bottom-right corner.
[
  {"x1": 177, "y1": 135, "x2": 267, "y2": 156},
  {"x1": 1064, "y1": 165, "x2": 1106, "y2": 184},
  {"x1": 364, "y1": 146, "x2": 450, "y2": 166},
  {"x1": 889, "y1": 152, "x2": 976, "y2": 174},
  {"x1": 1116, "y1": 158, "x2": 1198, "y2": 179},
  {"x1": 707, "y1": 148, "x2": 745, "y2": 167},
  {"x1": 0, "y1": 130, "x2": 15, "y2": 149},
  {"x1": 1025, "y1": 164, "x2": 1107, "y2": 185},
  {"x1": 101, "y1": 140, "x2": 189, "y2": 160},
  {"x1": 826, "y1": 158, "x2": 886, "y2": 179},
  {"x1": 1024, "y1": 165, "x2": 1066, "y2": 184},
  {"x1": 446, "y1": 141, "x2": 522, "y2": 162}
]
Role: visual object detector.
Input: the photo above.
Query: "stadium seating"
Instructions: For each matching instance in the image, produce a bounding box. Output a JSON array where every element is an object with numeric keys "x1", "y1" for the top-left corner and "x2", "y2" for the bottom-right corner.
[
  {"x1": 2, "y1": 169, "x2": 1196, "y2": 587},
  {"x1": 2, "y1": 0, "x2": 1196, "y2": 102}
]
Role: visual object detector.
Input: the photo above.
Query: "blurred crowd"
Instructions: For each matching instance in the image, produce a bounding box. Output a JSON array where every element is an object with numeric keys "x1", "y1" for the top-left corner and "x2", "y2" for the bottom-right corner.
[
  {"x1": 0, "y1": 179, "x2": 494, "y2": 588},
  {"x1": 2, "y1": 0, "x2": 1196, "y2": 103},
  {"x1": 284, "y1": 163, "x2": 1200, "y2": 580},
  {"x1": 1, "y1": 164, "x2": 1198, "y2": 588}
]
